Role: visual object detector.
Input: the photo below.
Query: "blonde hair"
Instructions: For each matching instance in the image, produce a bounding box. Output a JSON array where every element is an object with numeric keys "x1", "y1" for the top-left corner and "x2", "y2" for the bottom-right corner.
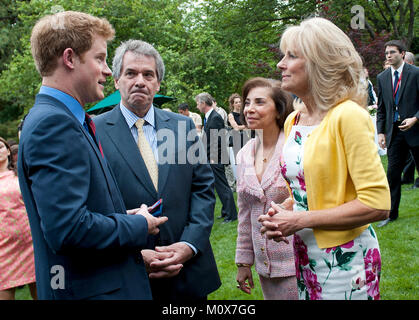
[
  {"x1": 280, "y1": 17, "x2": 367, "y2": 111},
  {"x1": 31, "y1": 11, "x2": 115, "y2": 76}
]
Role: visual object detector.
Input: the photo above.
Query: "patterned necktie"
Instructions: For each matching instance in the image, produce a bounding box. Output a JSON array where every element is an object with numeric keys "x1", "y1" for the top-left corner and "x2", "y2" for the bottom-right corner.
[
  {"x1": 203, "y1": 117, "x2": 207, "y2": 128},
  {"x1": 393, "y1": 70, "x2": 400, "y2": 122},
  {"x1": 135, "y1": 118, "x2": 158, "y2": 191},
  {"x1": 85, "y1": 113, "x2": 104, "y2": 158},
  {"x1": 393, "y1": 70, "x2": 399, "y2": 102}
]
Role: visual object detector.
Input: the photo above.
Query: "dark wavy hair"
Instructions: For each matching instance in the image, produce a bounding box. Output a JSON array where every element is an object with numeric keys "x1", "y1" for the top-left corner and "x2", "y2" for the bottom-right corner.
[
  {"x1": 241, "y1": 77, "x2": 293, "y2": 129},
  {"x1": 0, "y1": 137, "x2": 16, "y2": 175}
]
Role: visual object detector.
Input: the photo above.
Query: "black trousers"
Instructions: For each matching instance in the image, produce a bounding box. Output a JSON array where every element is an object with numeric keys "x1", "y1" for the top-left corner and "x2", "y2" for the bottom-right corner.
[
  {"x1": 210, "y1": 163, "x2": 237, "y2": 221},
  {"x1": 387, "y1": 124, "x2": 419, "y2": 220}
]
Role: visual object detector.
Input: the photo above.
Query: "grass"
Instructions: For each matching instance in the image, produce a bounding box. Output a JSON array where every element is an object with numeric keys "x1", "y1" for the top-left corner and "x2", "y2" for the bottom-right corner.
[{"x1": 14, "y1": 157, "x2": 418, "y2": 300}]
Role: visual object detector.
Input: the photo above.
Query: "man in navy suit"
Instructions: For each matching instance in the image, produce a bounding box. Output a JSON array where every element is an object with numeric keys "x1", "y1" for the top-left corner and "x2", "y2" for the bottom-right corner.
[
  {"x1": 94, "y1": 40, "x2": 221, "y2": 301},
  {"x1": 376, "y1": 40, "x2": 419, "y2": 227},
  {"x1": 18, "y1": 11, "x2": 167, "y2": 300}
]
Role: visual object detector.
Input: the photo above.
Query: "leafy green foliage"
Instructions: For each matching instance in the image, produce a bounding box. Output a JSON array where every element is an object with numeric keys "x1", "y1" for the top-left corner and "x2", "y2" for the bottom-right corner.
[{"x1": 0, "y1": 0, "x2": 417, "y2": 141}]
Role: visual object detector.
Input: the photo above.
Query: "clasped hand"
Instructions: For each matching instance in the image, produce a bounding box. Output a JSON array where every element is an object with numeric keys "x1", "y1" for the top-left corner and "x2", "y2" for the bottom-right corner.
[
  {"x1": 141, "y1": 242, "x2": 194, "y2": 279},
  {"x1": 258, "y1": 199, "x2": 300, "y2": 243}
]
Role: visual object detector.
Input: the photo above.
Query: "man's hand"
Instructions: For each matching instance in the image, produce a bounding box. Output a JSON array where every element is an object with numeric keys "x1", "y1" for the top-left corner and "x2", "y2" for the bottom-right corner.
[
  {"x1": 377, "y1": 133, "x2": 386, "y2": 149},
  {"x1": 127, "y1": 204, "x2": 168, "y2": 235},
  {"x1": 398, "y1": 117, "x2": 418, "y2": 131},
  {"x1": 141, "y1": 249, "x2": 183, "y2": 279},
  {"x1": 152, "y1": 242, "x2": 194, "y2": 269}
]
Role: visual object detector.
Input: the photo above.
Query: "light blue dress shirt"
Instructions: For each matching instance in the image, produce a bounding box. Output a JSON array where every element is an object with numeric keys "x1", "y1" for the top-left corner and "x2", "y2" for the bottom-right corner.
[
  {"x1": 39, "y1": 86, "x2": 85, "y2": 125},
  {"x1": 119, "y1": 103, "x2": 159, "y2": 163}
]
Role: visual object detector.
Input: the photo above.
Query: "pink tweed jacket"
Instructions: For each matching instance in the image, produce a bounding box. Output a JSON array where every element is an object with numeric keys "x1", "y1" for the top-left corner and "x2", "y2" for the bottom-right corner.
[{"x1": 235, "y1": 131, "x2": 296, "y2": 278}]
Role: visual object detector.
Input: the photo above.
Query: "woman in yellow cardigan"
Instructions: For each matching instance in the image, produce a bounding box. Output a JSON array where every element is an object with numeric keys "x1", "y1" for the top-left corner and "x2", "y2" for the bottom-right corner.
[{"x1": 259, "y1": 17, "x2": 390, "y2": 300}]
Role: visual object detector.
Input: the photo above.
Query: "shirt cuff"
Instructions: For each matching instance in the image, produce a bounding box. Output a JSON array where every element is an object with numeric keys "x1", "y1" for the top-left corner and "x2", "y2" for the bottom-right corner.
[{"x1": 181, "y1": 241, "x2": 198, "y2": 255}]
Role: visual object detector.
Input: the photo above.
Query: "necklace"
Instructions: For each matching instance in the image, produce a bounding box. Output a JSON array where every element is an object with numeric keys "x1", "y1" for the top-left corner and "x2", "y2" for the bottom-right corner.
[{"x1": 261, "y1": 145, "x2": 275, "y2": 163}]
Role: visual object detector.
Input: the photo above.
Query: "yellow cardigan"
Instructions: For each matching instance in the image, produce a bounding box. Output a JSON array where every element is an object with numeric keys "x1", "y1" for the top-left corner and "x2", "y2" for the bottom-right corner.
[{"x1": 283, "y1": 100, "x2": 390, "y2": 248}]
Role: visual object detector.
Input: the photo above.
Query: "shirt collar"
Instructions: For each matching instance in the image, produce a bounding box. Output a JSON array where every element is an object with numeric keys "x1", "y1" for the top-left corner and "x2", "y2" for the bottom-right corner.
[
  {"x1": 391, "y1": 62, "x2": 404, "y2": 77},
  {"x1": 39, "y1": 86, "x2": 85, "y2": 125},
  {"x1": 119, "y1": 103, "x2": 155, "y2": 129}
]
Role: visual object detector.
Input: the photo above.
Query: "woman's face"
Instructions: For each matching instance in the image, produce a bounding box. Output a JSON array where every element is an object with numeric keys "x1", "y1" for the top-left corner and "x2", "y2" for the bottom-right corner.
[
  {"x1": 243, "y1": 86, "x2": 278, "y2": 130},
  {"x1": 233, "y1": 98, "x2": 242, "y2": 112},
  {"x1": 0, "y1": 141, "x2": 10, "y2": 164},
  {"x1": 277, "y1": 49, "x2": 308, "y2": 97}
]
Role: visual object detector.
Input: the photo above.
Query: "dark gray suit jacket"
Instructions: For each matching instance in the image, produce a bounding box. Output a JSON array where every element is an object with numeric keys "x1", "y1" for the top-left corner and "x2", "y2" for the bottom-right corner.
[
  {"x1": 376, "y1": 63, "x2": 419, "y2": 148},
  {"x1": 94, "y1": 105, "x2": 221, "y2": 299}
]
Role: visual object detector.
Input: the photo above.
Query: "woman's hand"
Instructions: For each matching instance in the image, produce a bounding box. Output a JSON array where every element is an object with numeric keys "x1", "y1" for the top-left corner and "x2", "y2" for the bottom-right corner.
[
  {"x1": 236, "y1": 266, "x2": 254, "y2": 294},
  {"x1": 258, "y1": 201, "x2": 302, "y2": 242}
]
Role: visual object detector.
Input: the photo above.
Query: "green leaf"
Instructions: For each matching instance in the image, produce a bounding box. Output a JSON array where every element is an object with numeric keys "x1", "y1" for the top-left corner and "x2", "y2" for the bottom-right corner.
[{"x1": 336, "y1": 248, "x2": 357, "y2": 271}]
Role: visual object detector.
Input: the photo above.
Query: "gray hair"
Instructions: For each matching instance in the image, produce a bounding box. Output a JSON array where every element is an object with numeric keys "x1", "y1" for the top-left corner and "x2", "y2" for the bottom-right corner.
[
  {"x1": 405, "y1": 51, "x2": 415, "y2": 64},
  {"x1": 112, "y1": 39, "x2": 165, "y2": 82},
  {"x1": 195, "y1": 92, "x2": 214, "y2": 106}
]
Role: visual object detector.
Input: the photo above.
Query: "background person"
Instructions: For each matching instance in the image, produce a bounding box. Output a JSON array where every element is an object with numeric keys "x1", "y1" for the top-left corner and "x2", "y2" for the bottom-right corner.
[
  {"x1": 197, "y1": 92, "x2": 238, "y2": 224},
  {"x1": 227, "y1": 93, "x2": 246, "y2": 181},
  {"x1": 235, "y1": 78, "x2": 297, "y2": 299},
  {"x1": 376, "y1": 41, "x2": 419, "y2": 227},
  {"x1": 178, "y1": 102, "x2": 203, "y2": 135},
  {"x1": 260, "y1": 17, "x2": 390, "y2": 300},
  {"x1": 0, "y1": 137, "x2": 37, "y2": 300}
]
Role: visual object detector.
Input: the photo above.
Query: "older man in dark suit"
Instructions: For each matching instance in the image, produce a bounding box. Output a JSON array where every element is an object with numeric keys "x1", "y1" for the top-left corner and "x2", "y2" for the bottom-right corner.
[
  {"x1": 376, "y1": 40, "x2": 419, "y2": 227},
  {"x1": 94, "y1": 40, "x2": 221, "y2": 301},
  {"x1": 196, "y1": 92, "x2": 238, "y2": 224},
  {"x1": 18, "y1": 12, "x2": 166, "y2": 300}
]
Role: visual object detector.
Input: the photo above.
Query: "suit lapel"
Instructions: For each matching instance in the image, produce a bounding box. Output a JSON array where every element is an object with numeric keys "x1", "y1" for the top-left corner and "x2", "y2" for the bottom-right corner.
[
  {"x1": 206, "y1": 109, "x2": 216, "y2": 129},
  {"x1": 397, "y1": 63, "x2": 410, "y2": 102},
  {"x1": 154, "y1": 108, "x2": 171, "y2": 196},
  {"x1": 57, "y1": 99, "x2": 125, "y2": 212},
  {"x1": 105, "y1": 105, "x2": 157, "y2": 198}
]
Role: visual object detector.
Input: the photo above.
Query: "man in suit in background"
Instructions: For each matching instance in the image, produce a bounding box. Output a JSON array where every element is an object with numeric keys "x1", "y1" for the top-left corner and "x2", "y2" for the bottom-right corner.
[
  {"x1": 196, "y1": 92, "x2": 237, "y2": 224},
  {"x1": 94, "y1": 40, "x2": 221, "y2": 301},
  {"x1": 376, "y1": 40, "x2": 419, "y2": 227},
  {"x1": 18, "y1": 12, "x2": 166, "y2": 300}
]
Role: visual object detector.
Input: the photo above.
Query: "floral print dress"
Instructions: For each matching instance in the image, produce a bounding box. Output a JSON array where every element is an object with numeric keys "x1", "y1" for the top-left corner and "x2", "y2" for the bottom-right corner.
[{"x1": 280, "y1": 124, "x2": 382, "y2": 300}]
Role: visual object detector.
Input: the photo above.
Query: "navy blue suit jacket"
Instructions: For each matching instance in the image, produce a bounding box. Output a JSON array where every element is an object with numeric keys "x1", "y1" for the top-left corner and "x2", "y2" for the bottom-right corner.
[
  {"x1": 18, "y1": 94, "x2": 152, "y2": 300},
  {"x1": 94, "y1": 105, "x2": 221, "y2": 299}
]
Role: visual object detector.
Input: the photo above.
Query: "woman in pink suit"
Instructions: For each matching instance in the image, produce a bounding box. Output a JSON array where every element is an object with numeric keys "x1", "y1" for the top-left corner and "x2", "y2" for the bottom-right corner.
[
  {"x1": 235, "y1": 78, "x2": 297, "y2": 299},
  {"x1": 0, "y1": 137, "x2": 36, "y2": 300}
]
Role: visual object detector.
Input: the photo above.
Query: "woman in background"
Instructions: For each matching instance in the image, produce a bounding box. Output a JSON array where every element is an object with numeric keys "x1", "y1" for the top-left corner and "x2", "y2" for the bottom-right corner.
[
  {"x1": 227, "y1": 93, "x2": 246, "y2": 180},
  {"x1": 0, "y1": 137, "x2": 37, "y2": 300}
]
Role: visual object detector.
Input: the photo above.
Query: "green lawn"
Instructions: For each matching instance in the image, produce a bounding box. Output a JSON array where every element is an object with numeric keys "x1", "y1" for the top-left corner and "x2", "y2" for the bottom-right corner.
[{"x1": 15, "y1": 156, "x2": 419, "y2": 300}]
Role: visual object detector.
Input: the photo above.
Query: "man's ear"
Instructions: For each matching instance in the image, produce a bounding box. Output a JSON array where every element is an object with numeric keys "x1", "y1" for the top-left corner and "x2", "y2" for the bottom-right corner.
[
  {"x1": 114, "y1": 78, "x2": 119, "y2": 90},
  {"x1": 62, "y1": 48, "x2": 76, "y2": 70}
]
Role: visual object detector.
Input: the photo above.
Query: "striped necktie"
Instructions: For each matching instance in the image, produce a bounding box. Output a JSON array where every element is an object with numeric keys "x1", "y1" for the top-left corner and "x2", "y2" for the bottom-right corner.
[{"x1": 135, "y1": 118, "x2": 158, "y2": 191}]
